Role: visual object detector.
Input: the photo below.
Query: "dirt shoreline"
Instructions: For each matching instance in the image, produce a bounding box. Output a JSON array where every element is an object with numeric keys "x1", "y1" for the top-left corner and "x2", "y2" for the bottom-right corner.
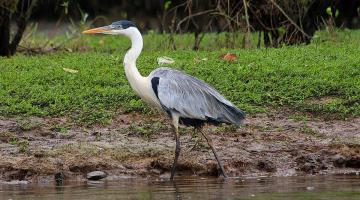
[{"x1": 1, "y1": 111, "x2": 359, "y2": 183}]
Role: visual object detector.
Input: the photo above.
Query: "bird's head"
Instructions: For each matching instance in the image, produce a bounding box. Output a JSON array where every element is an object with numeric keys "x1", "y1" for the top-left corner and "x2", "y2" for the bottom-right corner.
[{"x1": 82, "y1": 20, "x2": 137, "y2": 36}]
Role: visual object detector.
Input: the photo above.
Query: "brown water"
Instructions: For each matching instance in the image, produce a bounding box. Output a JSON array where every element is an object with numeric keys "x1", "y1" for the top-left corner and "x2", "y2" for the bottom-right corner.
[{"x1": 1, "y1": 175, "x2": 360, "y2": 200}]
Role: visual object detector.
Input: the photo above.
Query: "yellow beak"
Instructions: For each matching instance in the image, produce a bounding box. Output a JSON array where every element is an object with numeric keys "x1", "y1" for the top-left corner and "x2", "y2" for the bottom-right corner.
[{"x1": 82, "y1": 26, "x2": 110, "y2": 34}]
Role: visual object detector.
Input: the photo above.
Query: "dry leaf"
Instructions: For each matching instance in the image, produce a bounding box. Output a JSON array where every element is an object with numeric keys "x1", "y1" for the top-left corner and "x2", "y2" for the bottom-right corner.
[
  {"x1": 62, "y1": 68, "x2": 79, "y2": 73},
  {"x1": 157, "y1": 56, "x2": 175, "y2": 65},
  {"x1": 221, "y1": 53, "x2": 237, "y2": 61}
]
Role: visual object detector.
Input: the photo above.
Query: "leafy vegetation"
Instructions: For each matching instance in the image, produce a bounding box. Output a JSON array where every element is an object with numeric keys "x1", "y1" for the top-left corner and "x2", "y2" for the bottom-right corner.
[{"x1": 0, "y1": 30, "x2": 359, "y2": 125}]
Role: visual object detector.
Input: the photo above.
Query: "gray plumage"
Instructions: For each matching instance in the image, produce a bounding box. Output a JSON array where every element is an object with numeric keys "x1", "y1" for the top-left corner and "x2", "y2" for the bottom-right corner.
[
  {"x1": 149, "y1": 67, "x2": 245, "y2": 126},
  {"x1": 83, "y1": 21, "x2": 242, "y2": 179}
]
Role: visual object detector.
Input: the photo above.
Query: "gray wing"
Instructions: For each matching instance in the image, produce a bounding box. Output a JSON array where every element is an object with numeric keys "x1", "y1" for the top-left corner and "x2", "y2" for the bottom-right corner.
[{"x1": 149, "y1": 67, "x2": 245, "y2": 125}]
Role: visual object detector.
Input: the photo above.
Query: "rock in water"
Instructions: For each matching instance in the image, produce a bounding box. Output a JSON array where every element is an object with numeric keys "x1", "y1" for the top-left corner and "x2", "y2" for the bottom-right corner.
[{"x1": 87, "y1": 171, "x2": 107, "y2": 180}]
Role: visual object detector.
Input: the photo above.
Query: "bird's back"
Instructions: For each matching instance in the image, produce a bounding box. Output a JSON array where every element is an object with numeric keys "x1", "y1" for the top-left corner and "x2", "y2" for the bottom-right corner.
[{"x1": 149, "y1": 67, "x2": 245, "y2": 126}]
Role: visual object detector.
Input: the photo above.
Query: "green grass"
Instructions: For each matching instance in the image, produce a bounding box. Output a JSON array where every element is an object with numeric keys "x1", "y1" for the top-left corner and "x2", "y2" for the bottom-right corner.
[{"x1": 0, "y1": 30, "x2": 359, "y2": 125}]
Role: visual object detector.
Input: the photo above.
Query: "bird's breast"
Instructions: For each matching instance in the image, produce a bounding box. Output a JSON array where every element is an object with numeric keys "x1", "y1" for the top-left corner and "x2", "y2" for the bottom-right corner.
[{"x1": 129, "y1": 77, "x2": 162, "y2": 109}]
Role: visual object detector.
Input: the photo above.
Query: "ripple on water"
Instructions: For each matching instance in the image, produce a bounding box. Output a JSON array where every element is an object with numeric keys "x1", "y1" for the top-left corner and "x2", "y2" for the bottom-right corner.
[{"x1": 1, "y1": 175, "x2": 360, "y2": 200}]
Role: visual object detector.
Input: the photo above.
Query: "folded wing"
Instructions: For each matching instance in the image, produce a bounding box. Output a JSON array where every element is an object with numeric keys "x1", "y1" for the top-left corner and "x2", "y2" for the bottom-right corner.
[{"x1": 150, "y1": 68, "x2": 245, "y2": 125}]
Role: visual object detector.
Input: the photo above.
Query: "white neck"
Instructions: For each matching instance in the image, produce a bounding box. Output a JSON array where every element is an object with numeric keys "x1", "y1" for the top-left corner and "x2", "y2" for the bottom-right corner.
[
  {"x1": 122, "y1": 27, "x2": 146, "y2": 95},
  {"x1": 120, "y1": 27, "x2": 162, "y2": 108},
  {"x1": 124, "y1": 27, "x2": 143, "y2": 67}
]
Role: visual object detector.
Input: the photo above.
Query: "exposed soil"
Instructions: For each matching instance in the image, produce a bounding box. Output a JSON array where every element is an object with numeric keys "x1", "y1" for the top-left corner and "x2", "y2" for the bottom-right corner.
[{"x1": 0, "y1": 111, "x2": 359, "y2": 183}]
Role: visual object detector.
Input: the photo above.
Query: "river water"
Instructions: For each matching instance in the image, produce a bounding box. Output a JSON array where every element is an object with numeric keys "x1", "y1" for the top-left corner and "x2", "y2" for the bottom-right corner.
[{"x1": 1, "y1": 175, "x2": 360, "y2": 200}]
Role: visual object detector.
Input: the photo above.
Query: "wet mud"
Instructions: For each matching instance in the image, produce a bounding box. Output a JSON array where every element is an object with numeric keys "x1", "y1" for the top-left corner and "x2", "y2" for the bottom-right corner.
[{"x1": 0, "y1": 111, "x2": 359, "y2": 183}]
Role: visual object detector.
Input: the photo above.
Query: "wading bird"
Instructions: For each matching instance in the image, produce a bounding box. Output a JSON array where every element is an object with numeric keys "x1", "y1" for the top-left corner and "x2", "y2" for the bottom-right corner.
[{"x1": 83, "y1": 20, "x2": 245, "y2": 179}]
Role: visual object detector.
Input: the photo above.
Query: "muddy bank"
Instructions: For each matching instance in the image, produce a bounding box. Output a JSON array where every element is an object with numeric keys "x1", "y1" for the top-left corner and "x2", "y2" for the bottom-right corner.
[{"x1": 0, "y1": 111, "x2": 359, "y2": 183}]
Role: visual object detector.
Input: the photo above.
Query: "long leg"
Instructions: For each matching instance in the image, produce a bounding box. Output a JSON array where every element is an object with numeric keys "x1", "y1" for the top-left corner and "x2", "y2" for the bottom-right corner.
[
  {"x1": 187, "y1": 127, "x2": 200, "y2": 152},
  {"x1": 170, "y1": 113, "x2": 180, "y2": 180},
  {"x1": 199, "y1": 129, "x2": 228, "y2": 178}
]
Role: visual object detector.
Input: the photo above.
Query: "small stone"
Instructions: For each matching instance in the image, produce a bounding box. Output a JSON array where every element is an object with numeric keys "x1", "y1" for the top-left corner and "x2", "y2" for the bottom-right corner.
[{"x1": 86, "y1": 171, "x2": 107, "y2": 180}]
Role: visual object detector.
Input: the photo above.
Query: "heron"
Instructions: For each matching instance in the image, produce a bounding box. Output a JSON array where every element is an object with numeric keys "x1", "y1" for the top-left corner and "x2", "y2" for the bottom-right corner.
[{"x1": 82, "y1": 20, "x2": 245, "y2": 179}]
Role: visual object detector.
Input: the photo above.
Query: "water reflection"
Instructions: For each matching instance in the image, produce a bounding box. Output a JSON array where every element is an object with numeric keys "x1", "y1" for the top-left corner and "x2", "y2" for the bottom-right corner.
[{"x1": 1, "y1": 175, "x2": 360, "y2": 200}]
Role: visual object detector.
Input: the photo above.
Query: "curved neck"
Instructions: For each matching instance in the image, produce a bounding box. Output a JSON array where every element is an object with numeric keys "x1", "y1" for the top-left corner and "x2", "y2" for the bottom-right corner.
[
  {"x1": 123, "y1": 27, "x2": 146, "y2": 95},
  {"x1": 124, "y1": 27, "x2": 143, "y2": 66}
]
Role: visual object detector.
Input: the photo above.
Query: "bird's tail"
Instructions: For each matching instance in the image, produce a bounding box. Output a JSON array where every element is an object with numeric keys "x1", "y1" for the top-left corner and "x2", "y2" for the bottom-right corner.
[{"x1": 220, "y1": 103, "x2": 245, "y2": 125}]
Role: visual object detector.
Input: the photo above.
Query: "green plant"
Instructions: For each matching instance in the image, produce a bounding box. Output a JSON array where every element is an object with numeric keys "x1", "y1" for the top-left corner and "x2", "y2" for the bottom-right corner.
[
  {"x1": 18, "y1": 140, "x2": 29, "y2": 153},
  {"x1": 9, "y1": 138, "x2": 18, "y2": 145},
  {"x1": 50, "y1": 124, "x2": 69, "y2": 134},
  {"x1": 290, "y1": 114, "x2": 309, "y2": 122},
  {"x1": 164, "y1": 0, "x2": 172, "y2": 10},
  {"x1": 0, "y1": 30, "x2": 359, "y2": 125},
  {"x1": 325, "y1": 6, "x2": 340, "y2": 38}
]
